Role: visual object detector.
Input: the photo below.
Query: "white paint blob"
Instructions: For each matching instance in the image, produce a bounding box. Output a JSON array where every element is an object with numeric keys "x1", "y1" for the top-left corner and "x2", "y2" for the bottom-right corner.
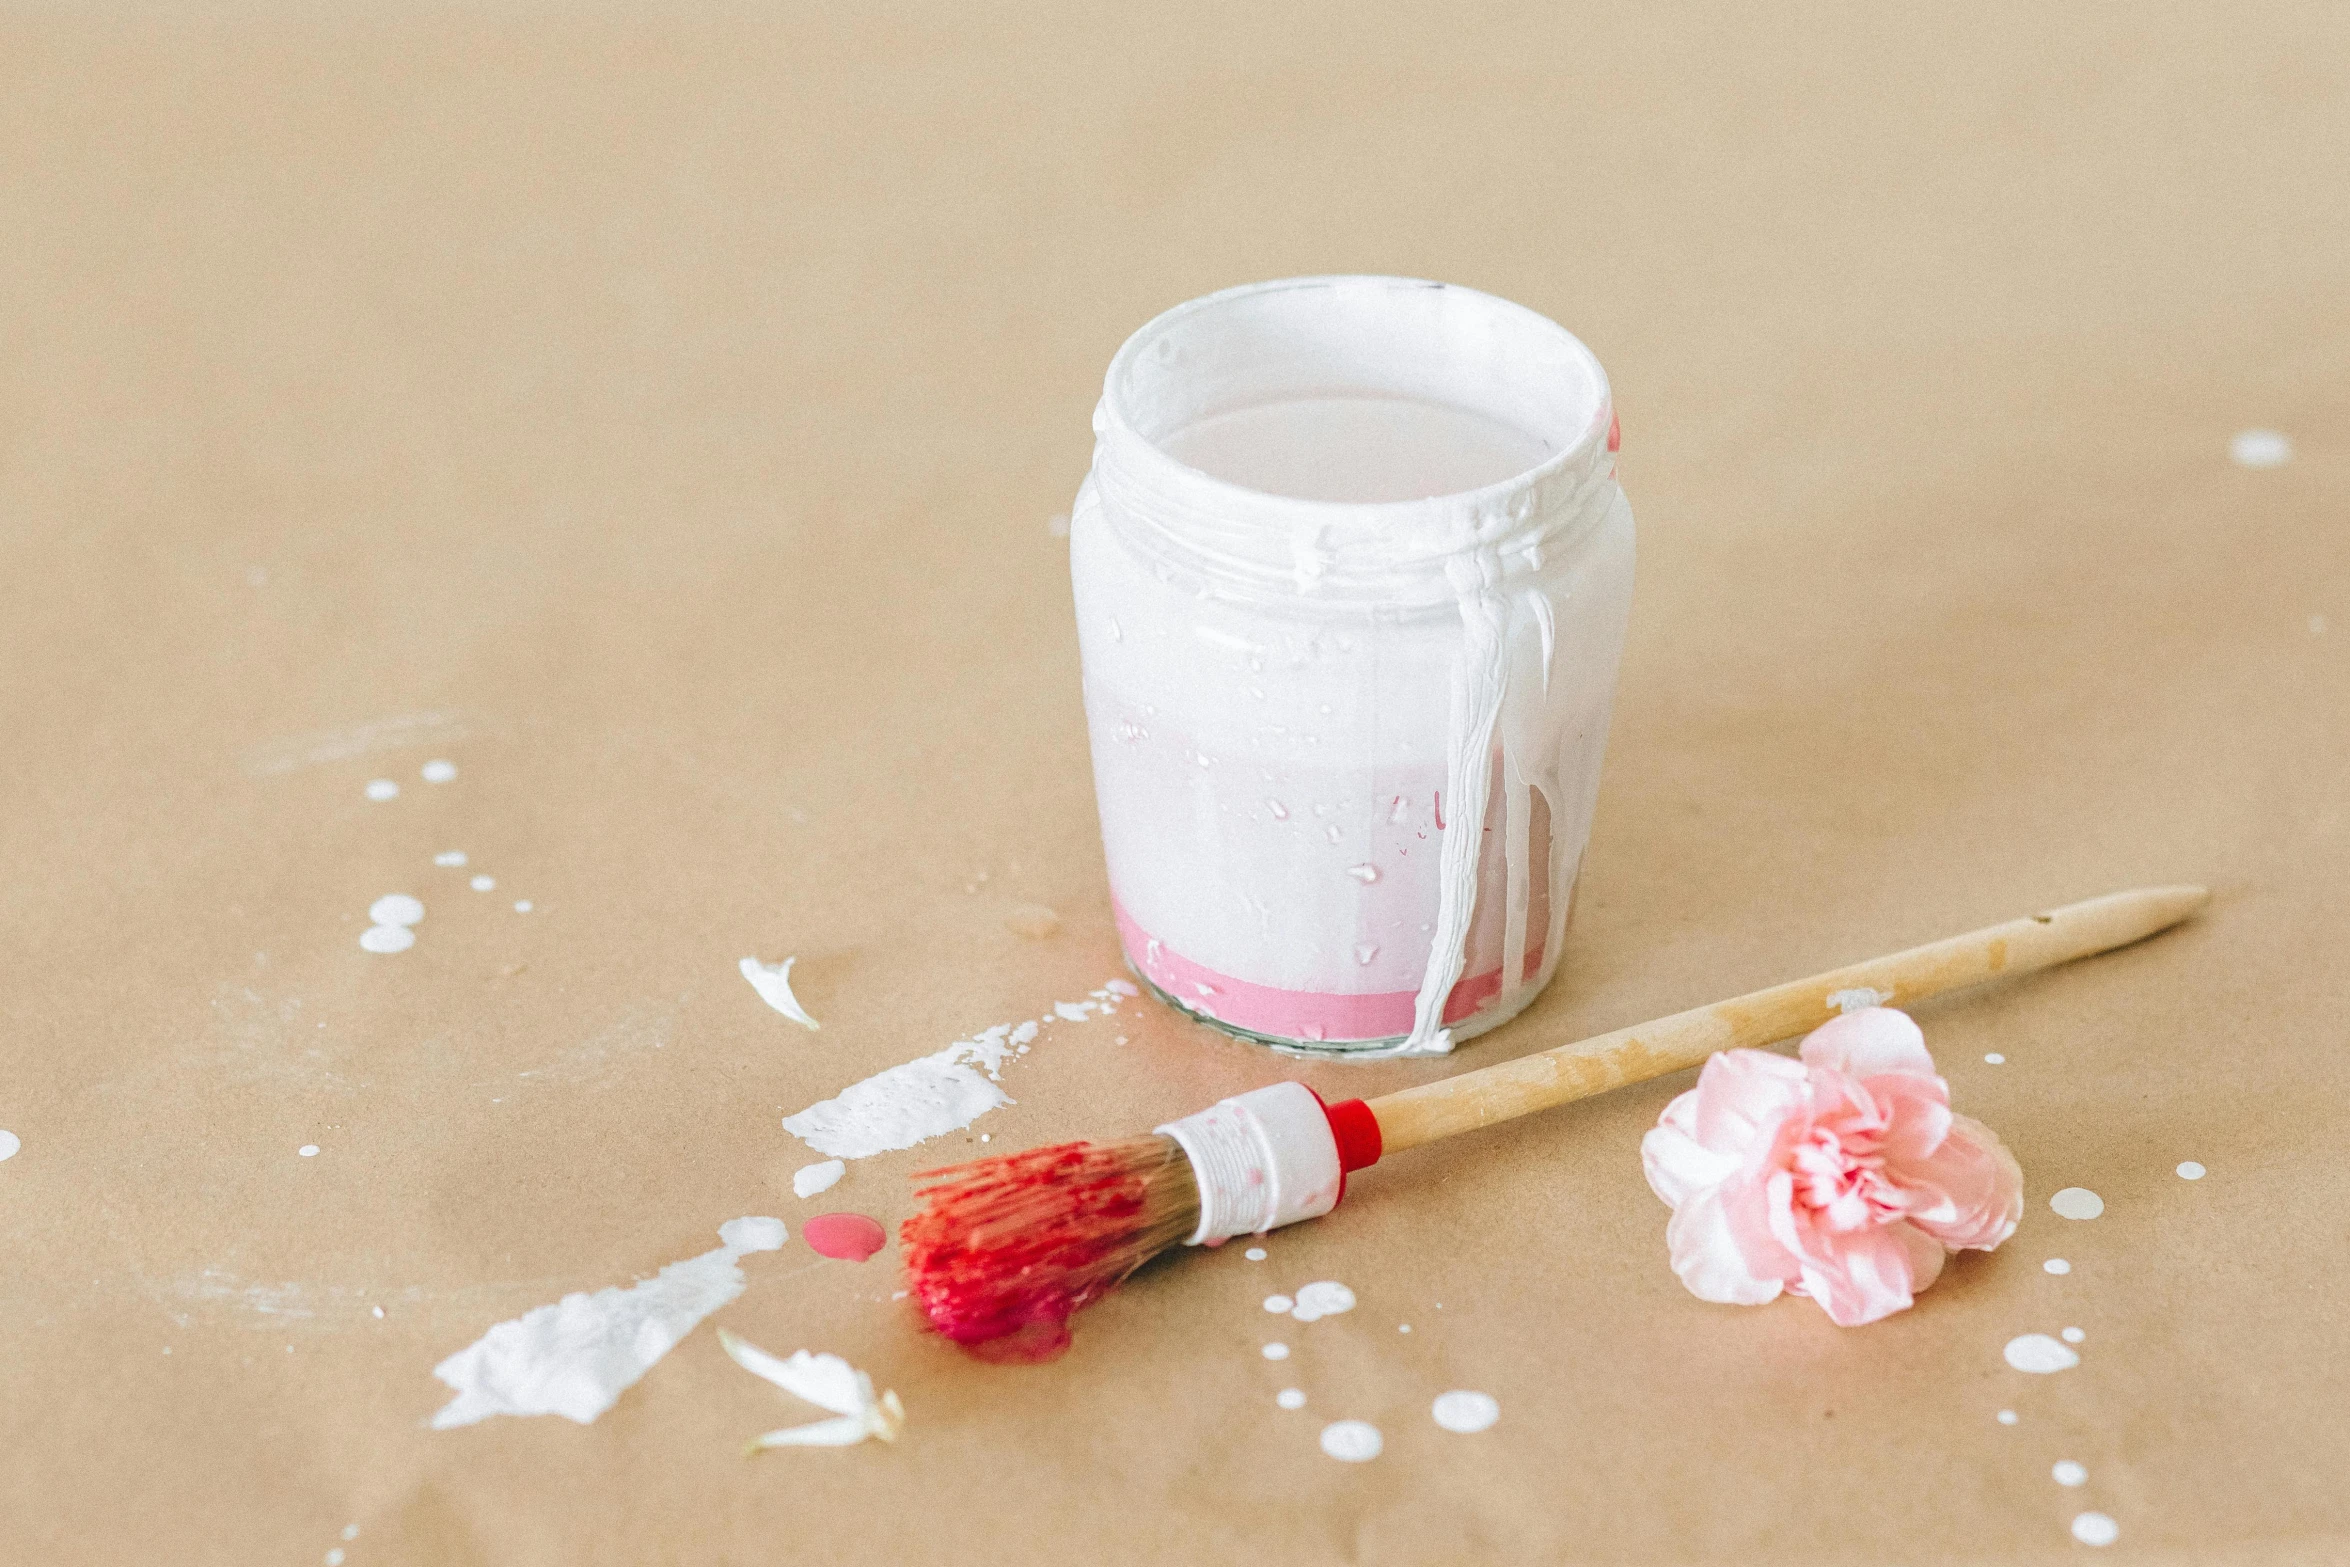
[
  {"x1": 299, "y1": 1145, "x2": 319, "y2": 1158},
  {"x1": 2044, "y1": 1258, "x2": 2072, "y2": 1275},
  {"x1": 2072, "y1": 1512, "x2": 2120, "y2": 1547},
  {"x1": 470, "y1": 875, "x2": 497, "y2": 892},
  {"x1": 434, "y1": 851, "x2": 469, "y2": 867},
  {"x1": 719, "y1": 1329, "x2": 904, "y2": 1448},
  {"x1": 1245, "y1": 1247, "x2": 1268, "y2": 1261},
  {"x1": 0, "y1": 1130, "x2": 19, "y2": 1162},
  {"x1": 1826, "y1": 987, "x2": 1891, "y2": 1013},
  {"x1": 514, "y1": 900, "x2": 533, "y2": 912},
  {"x1": 741, "y1": 956, "x2": 821, "y2": 1031},
  {"x1": 2230, "y1": 429, "x2": 2292, "y2": 468},
  {"x1": 359, "y1": 925, "x2": 414, "y2": 954},
  {"x1": 1289, "y1": 1281, "x2": 1356, "y2": 1322},
  {"x1": 429, "y1": 1217, "x2": 788, "y2": 1428},
  {"x1": 1262, "y1": 1342, "x2": 1289, "y2": 1360},
  {"x1": 792, "y1": 1159, "x2": 845, "y2": 1199},
  {"x1": 2062, "y1": 1326, "x2": 2086, "y2": 1344},
  {"x1": 1431, "y1": 1390, "x2": 1500, "y2": 1433},
  {"x1": 783, "y1": 989, "x2": 1124, "y2": 1158},
  {"x1": 343, "y1": 1526, "x2": 359, "y2": 1542},
  {"x1": 421, "y1": 759, "x2": 457, "y2": 783},
  {"x1": 1264, "y1": 1294, "x2": 1295, "y2": 1315},
  {"x1": 327, "y1": 1550, "x2": 345, "y2": 1567},
  {"x1": 1276, "y1": 1388, "x2": 1306, "y2": 1409},
  {"x1": 1319, "y1": 1420, "x2": 1383, "y2": 1462},
  {"x1": 2177, "y1": 1160, "x2": 2207, "y2": 1180},
  {"x1": 2050, "y1": 1187, "x2": 2105, "y2": 1220},
  {"x1": 1984, "y1": 1052, "x2": 2006, "y2": 1064},
  {"x1": 364, "y1": 779, "x2": 399, "y2": 801},
  {"x1": 369, "y1": 894, "x2": 425, "y2": 927},
  {"x1": 2053, "y1": 1460, "x2": 2088, "y2": 1487},
  {"x1": 1997, "y1": 1409, "x2": 2019, "y2": 1425},
  {"x1": 2004, "y1": 1333, "x2": 2081, "y2": 1374}
]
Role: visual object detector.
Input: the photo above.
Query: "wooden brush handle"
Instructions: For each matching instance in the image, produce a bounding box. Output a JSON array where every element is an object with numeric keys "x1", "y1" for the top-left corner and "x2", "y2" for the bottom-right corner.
[{"x1": 1365, "y1": 885, "x2": 2208, "y2": 1155}]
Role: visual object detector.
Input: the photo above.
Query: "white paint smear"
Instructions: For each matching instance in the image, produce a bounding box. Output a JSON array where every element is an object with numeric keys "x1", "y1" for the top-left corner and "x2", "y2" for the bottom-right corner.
[
  {"x1": 792, "y1": 1160, "x2": 845, "y2": 1199},
  {"x1": 1826, "y1": 987, "x2": 1891, "y2": 1013},
  {"x1": 359, "y1": 926, "x2": 414, "y2": 954},
  {"x1": 1431, "y1": 1390, "x2": 1500, "y2": 1433},
  {"x1": 782, "y1": 985, "x2": 1127, "y2": 1158},
  {"x1": 2050, "y1": 1187, "x2": 2104, "y2": 1220},
  {"x1": 718, "y1": 1329, "x2": 903, "y2": 1449},
  {"x1": 2072, "y1": 1512, "x2": 2119, "y2": 1547},
  {"x1": 2004, "y1": 1333, "x2": 2080, "y2": 1374},
  {"x1": 2177, "y1": 1160, "x2": 2207, "y2": 1180},
  {"x1": 1290, "y1": 1281, "x2": 1355, "y2": 1322},
  {"x1": 740, "y1": 957, "x2": 821, "y2": 1031},
  {"x1": 370, "y1": 895, "x2": 424, "y2": 927},
  {"x1": 0, "y1": 1130, "x2": 19, "y2": 1162},
  {"x1": 470, "y1": 875, "x2": 496, "y2": 892},
  {"x1": 1320, "y1": 1420, "x2": 1382, "y2": 1462},
  {"x1": 429, "y1": 1217, "x2": 787, "y2": 1429}
]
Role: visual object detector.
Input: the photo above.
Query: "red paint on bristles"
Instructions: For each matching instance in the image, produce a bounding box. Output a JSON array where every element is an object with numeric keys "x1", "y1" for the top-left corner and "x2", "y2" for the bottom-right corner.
[{"x1": 900, "y1": 1135, "x2": 1201, "y2": 1361}]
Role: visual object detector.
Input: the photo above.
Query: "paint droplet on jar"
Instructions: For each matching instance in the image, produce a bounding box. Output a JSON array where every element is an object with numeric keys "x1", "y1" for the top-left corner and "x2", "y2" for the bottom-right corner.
[
  {"x1": 370, "y1": 894, "x2": 424, "y2": 927},
  {"x1": 1266, "y1": 799, "x2": 1289, "y2": 820},
  {"x1": 1997, "y1": 1409, "x2": 2019, "y2": 1425},
  {"x1": 2050, "y1": 1187, "x2": 2104, "y2": 1220},
  {"x1": 1431, "y1": 1390, "x2": 1500, "y2": 1433},
  {"x1": 1263, "y1": 1294, "x2": 1294, "y2": 1314},
  {"x1": 359, "y1": 925, "x2": 414, "y2": 954},
  {"x1": 801, "y1": 1213, "x2": 887, "y2": 1262},
  {"x1": 2044, "y1": 1258, "x2": 2071, "y2": 1275},
  {"x1": 2053, "y1": 1460, "x2": 2087, "y2": 1487},
  {"x1": 2177, "y1": 1160, "x2": 2206, "y2": 1180},
  {"x1": 364, "y1": 779, "x2": 399, "y2": 801},
  {"x1": 0, "y1": 1130, "x2": 20, "y2": 1162},
  {"x1": 298, "y1": 1145, "x2": 319, "y2": 1157},
  {"x1": 2004, "y1": 1334, "x2": 2080, "y2": 1373},
  {"x1": 1984, "y1": 1052, "x2": 2005, "y2": 1064},
  {"x1": 1245, "y1": 1247, "x2": 1267, "y2": 1261},
  {"x1": 1325, "y1": 825, "x2": 1343, "y2": 843},
  {"x1": 471, "y1": 875, "x2": 496, "y2": 892},
  {"x1": 1276, "y1": 1388, "x2": 1306, "y2": 1409},
  {"x1": 1262, "y1": 1342, "x2": 1289, "y2": 1360},
  {"x1": 2062, "y1": 1326, "x2": 2085, "y2": 1344},
  {"x1": 1319, "y1": 1420, "x2": 1382, "y2": 1462},
  {"x1": 1354, "y1": 944, "x2": 1378, "y2": 965},
  {"x1": 2230, "y1": 429, "x2": 2292, "y2": 468},
  {"x1": 1346, "y1": 864, "x2": 1380, "y2": 883},
  {"x1": 421, "y1": 759, "x2": 457, "y2": 783},
  {"x1": 2071, "y1": 1512, "x2": 2120, "y2": 1547}
]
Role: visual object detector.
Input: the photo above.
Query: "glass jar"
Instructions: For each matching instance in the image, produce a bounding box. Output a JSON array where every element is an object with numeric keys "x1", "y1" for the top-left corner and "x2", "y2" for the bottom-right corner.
[{"x1": 1068, "y1": 276, "x2": 1634, "y2": 1057}]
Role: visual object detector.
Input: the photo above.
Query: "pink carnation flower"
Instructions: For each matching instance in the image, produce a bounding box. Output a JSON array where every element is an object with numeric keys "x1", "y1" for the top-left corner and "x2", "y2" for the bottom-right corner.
[{"x1": 1640, "y1": 1008, "x2": 2023, "y2": 1326}]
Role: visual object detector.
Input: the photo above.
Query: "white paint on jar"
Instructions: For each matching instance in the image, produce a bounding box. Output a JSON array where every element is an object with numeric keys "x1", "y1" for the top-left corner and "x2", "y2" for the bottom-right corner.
[
  {"x1": 1319, "y1": 1420, "x2": 1382, "y2": 1462},
  {"x1": 2050, "y1": 1188, "x2": 2104, "y2": 1220},
  {"x1": 1431, "y1": 1390, "x2": 1500, "y2": 1433}
]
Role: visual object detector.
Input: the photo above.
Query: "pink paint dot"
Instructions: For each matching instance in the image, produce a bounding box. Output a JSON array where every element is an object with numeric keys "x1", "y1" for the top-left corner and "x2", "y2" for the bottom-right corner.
[{"x1": 802, "y1": 1212, "x2": 887, "y2": 1262}]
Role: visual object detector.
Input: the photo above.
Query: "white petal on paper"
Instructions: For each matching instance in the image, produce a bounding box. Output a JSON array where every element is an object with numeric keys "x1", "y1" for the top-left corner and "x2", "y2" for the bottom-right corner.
[
  {"x1": 740, "y1": 957, "x2": 821, "y2": 1030},
  {"x1": 719, "y1": 1330, "x2": 904, "y2": 1449}
]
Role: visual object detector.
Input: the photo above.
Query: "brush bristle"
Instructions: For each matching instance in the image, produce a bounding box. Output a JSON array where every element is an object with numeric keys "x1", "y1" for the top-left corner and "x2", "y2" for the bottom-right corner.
[{"x1": 900, "y1": 1134, "x2": 1200, "y2": 1360}]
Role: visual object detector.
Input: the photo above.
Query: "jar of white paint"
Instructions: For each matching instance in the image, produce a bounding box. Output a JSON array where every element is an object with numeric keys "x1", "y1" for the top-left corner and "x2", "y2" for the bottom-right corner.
[{"x1": 1069, "y1": 276, "x2": 1634, "y2": 1056}]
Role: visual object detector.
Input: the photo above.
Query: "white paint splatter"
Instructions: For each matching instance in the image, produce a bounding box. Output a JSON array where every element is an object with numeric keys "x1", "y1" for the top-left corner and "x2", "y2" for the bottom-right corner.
[
  {"x1": 781, "y1": 988, "x2": 1124, "y2": 1158},
  {"x1": 1984, "y1": 1052, "x2": 2006, "y2": 1064},
  {"x1": 1997, "y1": 1409, "x2": 2019, "y2": 1425},
  {"x1": 429, "y1": 1217, "x2": 787, "y2": 1428},
  {"x1": 2230, "y1": 429, "x2": 2292, "y2": 468},
  {"x1": 2044, "y1": 1258, "x2": 2071, "y2": 1275},
  {"x1": 365, "y1": 779, "x2": 400, "y2": 801},
  {"x1": 1245, "y1": 1247, "x2": 1267, "y2": 1261},
  {"x1": 1320, "y1": 1420, "x2": 1382, "y2": 1461},
  {"x1": 2177, "y1": 1160, "x2": 2206, "y2": 1180},
  {"x1": 299, "y1": 1145, "x2": 320, "y2": 1158},
  {"x1": 0, "y1": 1130, "x2": 19, "y2": 1162},
  {"x1": 1826, "y1": 987, "x2": 1891, "y2": 1013},
  {"x1": 718, "y1": 1330, "x2": 903, "y2": 1449},
  {"x1": 359, "y1": 926, "x2": 414, "y2": 954},
  {"x1": 2005, "y1": 1333, "x2": 2080, "y2": 1373},
  {"x1": 326, "y1": 1549, "x2": 345, "y2": 1567},
  {"x1": 1290, "y1": 1281, "x2": 1355, "y2": 1322},
  {"x1": 342, "y1": 1526, "x2": 359, "y2": 1542},
  {"x1": 470, "y1": 875, "x2": 497, "y2": 892},
  {"x1": 370, "y1": 894, "x2": 424, "y2": 927},
  {"x1": 792, "y1": 1159, "x2": 845, "y2": 1199},
  {"x1": 514, "y1": 900, "x2": 533, "y2": 912},
  {"x1": 740, "y1": 957, "x2": 821, "y2": 1031},
  {"x1": 2072, "y1": 1512, "x2": 2119, "y2": 1547},
  {"x1": 435, "y1": 851, "x2": 469, "y2": 867},
  {"x1": 2062, "y1": 1326, "x2": 2085, "y2": 1344},
  {"x1": 421, "y1": 759, "x2": 457, "y2": 783},
  {"x1": 1277, "y1": 1388, "x2": 1306, "y2": 1409},
  {"x1": 1262, "y1": 1342, "x2": 1289, "y2": 1360},
  {"x1": 2053, "y1": 1460, "x2": 2087, "y2": 1487},
  {"x1": 2050, "y1": 1187, "x2": 2104, "y2": 1220},
  {"x1": 1264, "y1": 1294, "x2": 1295, "y2": 1315},
  {"x1": 1431, "y1": 1390, "x2": 1500, "y2": 1433}
]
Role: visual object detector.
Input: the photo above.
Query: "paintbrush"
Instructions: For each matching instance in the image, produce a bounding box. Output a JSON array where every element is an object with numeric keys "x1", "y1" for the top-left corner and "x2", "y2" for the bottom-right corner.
[{"x1": 901, "y1": 885, "x2": 2206, "y2": 1356}]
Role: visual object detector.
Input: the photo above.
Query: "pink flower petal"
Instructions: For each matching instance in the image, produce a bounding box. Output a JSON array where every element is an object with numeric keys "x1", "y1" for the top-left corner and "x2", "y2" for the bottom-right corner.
[
  {"x1": 1896, "y1": 1112, "x2": 2024, "y2": 1250},
  {"x1": 1869, "y1": 1071, "x2": 1955, "y2": 1168},
  {"x1": 1665, "y1": 1180, "x2": 1789, "y2": 1306},
  {"x1": 1793, "y1": 1220, "x2": 1924, "y2": 1327},
  {"x1": 1642, "y1": 1090, "x2": 1742, "y2": 1209},
  {"x1": 1682, "y1": 1048, "x2": 1811, "y2": 1158},
  {"x1": 1799, "y1": 1008, "x2": 1936, "y2": 1081}
]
